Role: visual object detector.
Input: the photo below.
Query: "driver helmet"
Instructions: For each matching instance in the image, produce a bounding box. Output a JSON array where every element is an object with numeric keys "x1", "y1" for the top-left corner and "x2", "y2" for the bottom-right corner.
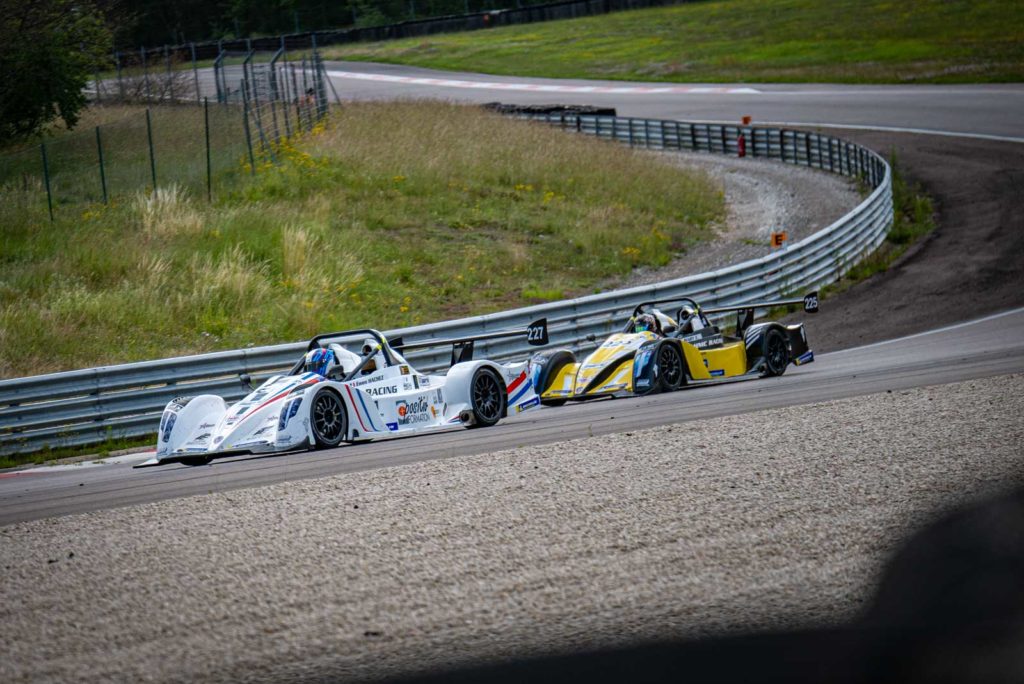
[
  {"x1": 634, "y1": 313, "x2": 661, "y2": 335},
  {"x1": 304, "y1": 347, "x2": 338, "y2": 377}
]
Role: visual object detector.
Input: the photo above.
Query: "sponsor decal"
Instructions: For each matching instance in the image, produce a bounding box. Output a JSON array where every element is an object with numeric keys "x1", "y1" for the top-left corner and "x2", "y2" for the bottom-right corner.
[
  {"x1": 400, "y1": 365, "x2": 410, "y2": 375},
  {"x1": 710, "y1": 369, "x2": 725, "y2": 377},
  {"x1": 636, "y1": 378, "x2": 651, "y2": 387},
  {"x1": 386, "y1": 422, "x2": 399, "y2": 431},
  {"x1": 420, "y1": 376, "x2": 430, "y2": 387},
  {"x1": 366, "y1": 385, "x2": 399, "y2": 396},
  {"x1": 349, "y1": 373, "x2": 386, "y2": 388},
  {"x1": 193, "y1": 433, "x2": 211, "y2": 442},
  {"x1": 396, "y1": 396, "x2": 433, "y2": 425},
  {"x1": 683, "y1": 333, "x2": 724, "y2": 350},
  {"x1": 515, "y1": 396, "x2": 540, "y2": 413},
  {"x1": 199, "y1": 422, "x2": 215, "y2": 430},
  {"x1": 214, "y1": 436, "x2": 223, "y2": 444}
]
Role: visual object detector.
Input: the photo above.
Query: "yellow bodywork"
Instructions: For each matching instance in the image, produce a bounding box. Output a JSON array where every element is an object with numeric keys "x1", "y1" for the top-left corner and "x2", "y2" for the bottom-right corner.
[{"x1": 540, "y1": 333, "x2": 753, "y2": 400}]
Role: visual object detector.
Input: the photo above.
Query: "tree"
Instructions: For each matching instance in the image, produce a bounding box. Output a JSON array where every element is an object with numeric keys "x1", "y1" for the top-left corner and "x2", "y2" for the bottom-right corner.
[{"x1": 0, "y1": 0, "x2": 112, "y2": 141}]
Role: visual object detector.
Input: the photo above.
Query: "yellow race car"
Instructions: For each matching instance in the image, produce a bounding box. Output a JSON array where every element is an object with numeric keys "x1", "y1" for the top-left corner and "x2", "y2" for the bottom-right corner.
[{"x1": 531, "y1": 293, "x2": 818, "y2": 405}]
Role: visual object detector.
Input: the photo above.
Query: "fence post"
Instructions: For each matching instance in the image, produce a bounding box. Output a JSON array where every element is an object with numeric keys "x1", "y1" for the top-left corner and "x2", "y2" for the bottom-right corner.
[
  {"x1": 145, "y1": 108, "x2": 157, "y2": 189},
  {"x1": 40, "y1": 142, "x2": 54, "y2": 222},
  {"x1": 95, "y1": 126, "x2": 108, "y2": 204},
  {"x1": 241, "y1": 82, "x2": 256, "y2": 174},
  {"x1": 204, "y1": 98, "x2": 212, "y2": 201},
  {"x1": 191, "y1": 43, "x2": 200, "y2": 104}
]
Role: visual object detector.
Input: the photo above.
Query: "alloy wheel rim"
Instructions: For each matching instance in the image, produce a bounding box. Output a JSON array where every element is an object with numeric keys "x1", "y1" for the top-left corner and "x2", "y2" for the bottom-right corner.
[
  {"x1": 473, "y1": 373, "x2": 502, "y2": 421},
  {"x1": 659, "y1": 346, "x2": 682, "y2": 385},
  {"x1": 313, "y1": 393, "x2": 343, "y2": 441}
]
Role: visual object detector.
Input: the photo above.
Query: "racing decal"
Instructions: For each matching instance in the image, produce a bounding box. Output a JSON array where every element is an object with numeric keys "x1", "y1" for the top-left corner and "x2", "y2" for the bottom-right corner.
[
  {"x1": 365, "y1": 385, "x2": 399, "y2": 396},
  {"x1": 349, "y1": 372, "x2": 387, "y2": 388},
  {"x1": 400, "y1": 365, "x2": 410, "y2": 375},
  {"x1": 232, "y1": 375, "x2": 323, "y2": 426},
  {"x1": 507, "y1": 371, "x2": 534, "y2": 405},
  {"x1": 344, "y1": 385, "x2": 372, "y2": 433},
  {"x1": 794, "y1": 350, "x2": 815, "y2": 366},
  {"x1": 396, "y1": 396, "x2": 433, "y2": 425},
  {"x1": 681, "y1": 332, "x2": 724, "y2": 349},
  {"x1": 420, "y1": 376, "x2": 430, "y2": 387},
  {"x1": 386, "y1": 422, "x2": 399, "y2": 431},
  {"x1": 710, "y1": 369, "x2": 726, "y2": 377}
]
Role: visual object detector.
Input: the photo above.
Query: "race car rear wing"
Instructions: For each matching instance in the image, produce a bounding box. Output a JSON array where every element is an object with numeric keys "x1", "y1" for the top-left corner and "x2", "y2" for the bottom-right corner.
[
  {"x1": 702, "y1": 291, "x2": 819, "y2": 336},
  {"x1": 702, "y1": 291, "x2": 819, "y2": 316},
  {"x1": 391, "y1": 318, "x2": 549, "y2": 366}
]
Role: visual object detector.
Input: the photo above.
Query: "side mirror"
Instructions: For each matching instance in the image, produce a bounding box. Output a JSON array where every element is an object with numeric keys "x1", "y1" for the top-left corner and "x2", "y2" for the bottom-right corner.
[{"x1": 239, "y1": 373, "x2": 254, "y2": 390}]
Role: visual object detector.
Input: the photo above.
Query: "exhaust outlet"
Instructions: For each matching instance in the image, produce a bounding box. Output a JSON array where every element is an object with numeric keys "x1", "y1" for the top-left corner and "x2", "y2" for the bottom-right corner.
[{"x1": 459, "y1": 410, "x2": 476, "y2": 426}]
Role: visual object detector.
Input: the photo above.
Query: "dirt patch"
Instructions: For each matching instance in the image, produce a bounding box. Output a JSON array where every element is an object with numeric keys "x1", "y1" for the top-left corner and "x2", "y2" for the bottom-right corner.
[
  {"x1": 790, "y1": 133, "x2": 1024, "y2": 352},
  {"x1": 616, "y1": 151, "x2": 862, "y2": 287}
]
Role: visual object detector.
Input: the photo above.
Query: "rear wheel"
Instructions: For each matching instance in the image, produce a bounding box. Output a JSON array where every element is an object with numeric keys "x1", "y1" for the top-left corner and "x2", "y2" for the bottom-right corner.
[
  {"x1": 311, "y1": 388, "x2": 347, "y2": 447},
  {"x1": 469, "y1": 368, "x2": 506, "y2": 428},
  {"x1": 761, "y1": 328, "x2": 790, "y2": 377},
  {"x1": 656, "y1": 343, "x2": 686, "y2": 392}
]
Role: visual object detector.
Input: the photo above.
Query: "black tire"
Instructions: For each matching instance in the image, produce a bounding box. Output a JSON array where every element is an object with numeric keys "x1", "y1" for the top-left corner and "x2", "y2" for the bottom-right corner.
[
  {"x1": 179, "y1": 455, "x2": 212, "y2": 467},
  {"x1": 311, "y1": 387, "x2": 347, "y2": 447},
  {"x1": 656, "y1": 342, "x2": 686, "y2": 392},
  {"x1": 761, "y1": 328, "x2": 791, "y2": 377},
  {"x1": 468, "y1": 367, "x2": 506, "y2": 428}
]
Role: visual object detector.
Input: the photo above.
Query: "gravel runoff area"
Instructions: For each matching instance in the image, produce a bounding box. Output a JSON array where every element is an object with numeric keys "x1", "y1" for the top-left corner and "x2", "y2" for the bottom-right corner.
[
  {"x1": 617, "y1": 150, "x2": 861, "y2": 288},
  {"x1": 2, "y1": 373, "x2": 1023, "y2": 683}
]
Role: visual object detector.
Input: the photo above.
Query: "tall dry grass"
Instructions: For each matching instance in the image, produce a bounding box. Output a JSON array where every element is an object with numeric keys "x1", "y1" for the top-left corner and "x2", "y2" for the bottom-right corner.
[{"x1": 0, "y1": 101, "x2": 723, "y2": 378}]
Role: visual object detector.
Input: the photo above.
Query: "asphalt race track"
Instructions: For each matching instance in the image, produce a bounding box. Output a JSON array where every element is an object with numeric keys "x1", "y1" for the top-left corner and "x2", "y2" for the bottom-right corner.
[
  {"x1": 3, "y1": 307, "x2": 1022, "y2": 526},
  {"x1": 6, "y1": 65, "x2": 1023, "y2": 525}
]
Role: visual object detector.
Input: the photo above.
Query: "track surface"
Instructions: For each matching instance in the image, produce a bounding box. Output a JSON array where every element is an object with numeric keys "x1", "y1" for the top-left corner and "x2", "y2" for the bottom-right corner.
[
  {"x1": 3, "y1": 307, "x2": 1022, "y2": 526},
  {"x1": 10, "y1": 65, "x2": 1022, "y2": 525}
]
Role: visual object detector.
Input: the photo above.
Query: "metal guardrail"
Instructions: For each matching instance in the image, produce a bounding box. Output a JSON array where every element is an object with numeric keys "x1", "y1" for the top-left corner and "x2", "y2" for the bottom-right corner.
[{"x1": 0, "y1": 114, "x2": 892, "y2": 456}]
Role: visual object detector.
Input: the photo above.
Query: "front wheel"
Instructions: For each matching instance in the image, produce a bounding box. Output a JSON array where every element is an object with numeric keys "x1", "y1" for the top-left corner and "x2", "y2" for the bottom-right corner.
[
  {"x1": 761, "y1": 328, "x2": 790, "y2": 377},
  {"x1": 468, "y1": 367, "x2": 506, "y2": 428},
  {"x1": 656, "y1": 343, "x2": 685, "y2": 392},
  {"x1": 311, "y1": 388, "x2": 347, "y2": 447}
]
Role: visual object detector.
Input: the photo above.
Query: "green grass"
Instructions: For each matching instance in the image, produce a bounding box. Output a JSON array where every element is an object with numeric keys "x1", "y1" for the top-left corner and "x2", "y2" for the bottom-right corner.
[
  {"x1": 0, "y1": 101, "x2": 723, "y2": 380},
  {"x1": 829, "y1": 154, "x2": 935, "y2": 288},
  {"x1": 0, "y1": 435, "x2": 154, "y2": 470},
  {"x1": 320, "y1": 0, "x2": 1024, "y2": 83}
]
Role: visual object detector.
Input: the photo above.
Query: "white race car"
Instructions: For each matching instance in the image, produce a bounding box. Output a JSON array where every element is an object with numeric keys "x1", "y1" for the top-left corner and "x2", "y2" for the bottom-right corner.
[{"x1": 138, "y1": 320, "x2": 549, "y2": 467}]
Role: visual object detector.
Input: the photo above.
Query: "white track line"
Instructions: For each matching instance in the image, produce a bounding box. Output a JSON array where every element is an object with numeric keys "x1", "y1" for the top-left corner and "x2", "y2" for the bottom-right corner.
[
  {"x1": 822, "y1": 306, "x2": 1024, "y2": 356},
  {"x1": 753, "y1": 121, "x2": 1024, "y2": 144},
  {"x1": 325, "y1": 70, "x2": 760, "y2": 94}
]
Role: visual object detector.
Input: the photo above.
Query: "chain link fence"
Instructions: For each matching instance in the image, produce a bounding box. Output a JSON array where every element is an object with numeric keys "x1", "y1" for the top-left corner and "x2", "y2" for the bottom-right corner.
[{"x1": 2, "y1": 52, "x2": 329, "y2": 220}]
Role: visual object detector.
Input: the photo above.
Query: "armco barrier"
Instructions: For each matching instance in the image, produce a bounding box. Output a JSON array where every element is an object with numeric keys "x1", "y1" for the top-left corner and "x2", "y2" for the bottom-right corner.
[{"x1": 0, "y1": 114, "x2": 892, "y2": 456}]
